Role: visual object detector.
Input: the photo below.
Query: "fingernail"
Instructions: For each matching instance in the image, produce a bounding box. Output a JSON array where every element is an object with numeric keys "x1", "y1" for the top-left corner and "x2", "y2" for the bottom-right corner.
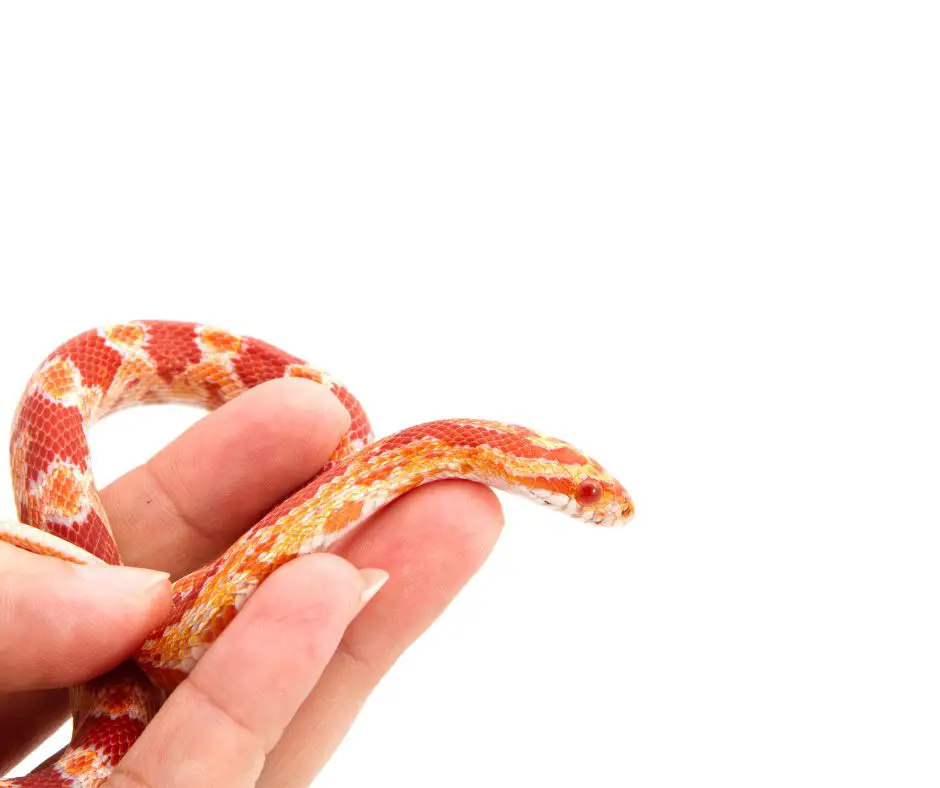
[
  {"x1": 358, "y1": 568, "x2": 389, "y2": 609},
  {"x1": 73, "y1": 564, "x2": 171, "y2": 596}
]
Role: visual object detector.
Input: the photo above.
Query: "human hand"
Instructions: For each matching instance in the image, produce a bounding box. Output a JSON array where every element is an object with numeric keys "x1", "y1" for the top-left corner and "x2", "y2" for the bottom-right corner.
[{"x1": 1, "y1": 378, "x2": 503, "y2": 786}]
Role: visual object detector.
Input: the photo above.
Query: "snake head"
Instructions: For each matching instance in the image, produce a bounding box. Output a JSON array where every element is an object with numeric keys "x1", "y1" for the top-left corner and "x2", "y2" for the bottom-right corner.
[
  {"x1": 528, "y1": 466, "x2": 634, "y2": 527},
  {"x1": 507, "y1": 428, "x2": 634, "y2": 527},
  {"x1": 573, "y1": 473, "x2": 635, "y2": 526}
]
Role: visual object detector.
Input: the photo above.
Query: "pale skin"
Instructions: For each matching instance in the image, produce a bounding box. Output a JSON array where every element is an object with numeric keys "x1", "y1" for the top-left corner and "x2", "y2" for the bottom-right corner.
[{"x1": 0, "y1": 378, "x2": 504, "y2": 786}]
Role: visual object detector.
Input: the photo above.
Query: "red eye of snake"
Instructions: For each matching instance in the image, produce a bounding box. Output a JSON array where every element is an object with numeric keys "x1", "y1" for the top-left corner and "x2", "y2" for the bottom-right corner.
[{"x1": 575, "y1": 479, "x2": 603, "y2": 506}]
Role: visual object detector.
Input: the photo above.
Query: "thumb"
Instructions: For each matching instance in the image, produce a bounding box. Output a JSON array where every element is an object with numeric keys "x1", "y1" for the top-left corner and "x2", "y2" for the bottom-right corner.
[{"x1": 0, "y1": 540, "x2": 171, "y2": 691}]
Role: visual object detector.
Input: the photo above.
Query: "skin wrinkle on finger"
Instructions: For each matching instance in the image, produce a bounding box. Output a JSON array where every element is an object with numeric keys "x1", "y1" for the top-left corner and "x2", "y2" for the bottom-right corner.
[
  {"x1": 166, "y1": 680, "x2": 268, "y2": 772},
  {"x1": 109, "y1": 683, "x2": 267, "y2": 788}
]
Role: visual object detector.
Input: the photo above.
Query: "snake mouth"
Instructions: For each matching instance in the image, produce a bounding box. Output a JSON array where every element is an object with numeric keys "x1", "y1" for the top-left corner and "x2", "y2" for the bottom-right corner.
[
  {"x1": 590, "y1": 499, "x2": 634, "y2": 527},
  {"x1": 525, "y1": 488, "x2": 633, "y2": 527}
]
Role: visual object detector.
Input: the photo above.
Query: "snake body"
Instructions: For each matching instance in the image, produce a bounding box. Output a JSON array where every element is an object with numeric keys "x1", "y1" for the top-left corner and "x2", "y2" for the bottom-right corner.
[{"x1": 0, "y1": 320, "x2": 633, "y2": 786}]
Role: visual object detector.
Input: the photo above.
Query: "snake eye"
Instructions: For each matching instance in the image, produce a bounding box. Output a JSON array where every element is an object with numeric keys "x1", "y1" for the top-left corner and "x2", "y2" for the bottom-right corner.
[{"x1": 575, "y1": 479, "x2": 603, "y2": 506}]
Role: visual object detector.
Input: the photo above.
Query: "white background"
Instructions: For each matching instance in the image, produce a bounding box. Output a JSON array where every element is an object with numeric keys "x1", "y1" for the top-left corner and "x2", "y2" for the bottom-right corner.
[{"x1": 1, "y1": 2, "x2": 938, "y2": 786}]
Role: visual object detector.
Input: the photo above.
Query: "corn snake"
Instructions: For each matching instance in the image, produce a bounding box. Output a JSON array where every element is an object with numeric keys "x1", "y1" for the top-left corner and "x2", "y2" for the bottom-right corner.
[{"x1": 0, "y1": 320, "x2": 634, "y2": 786}]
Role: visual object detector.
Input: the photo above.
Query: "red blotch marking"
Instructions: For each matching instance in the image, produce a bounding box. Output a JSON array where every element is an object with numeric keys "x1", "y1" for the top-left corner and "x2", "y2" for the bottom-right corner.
[
  {"x1": 232, "y1": 337, "x2": 301, "y2": 388},
  {"x1": 16, "y1": 394, "x2": 89, "y2": 478},
  {"x1": 55, "y1": 509, "x2": 120, "y2": 564},
  {"x1": 61, "y1": 330, "x2": 124, "y2": 392},
  {"x1": 142, "y1": 322, "x2": 201, "y2": 385}
]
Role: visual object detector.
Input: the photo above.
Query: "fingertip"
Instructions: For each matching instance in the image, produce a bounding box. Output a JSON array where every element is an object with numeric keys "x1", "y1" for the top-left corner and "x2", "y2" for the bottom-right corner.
[
  {"x1": 72, "y1": 563, "x2": 174, "y2": 618},
  {"x1": 250, "y1": 377, "x2": 351, "y2": 445},
  {"x1": 182, "y1": 377, "x2": 350, "y2": 480}
]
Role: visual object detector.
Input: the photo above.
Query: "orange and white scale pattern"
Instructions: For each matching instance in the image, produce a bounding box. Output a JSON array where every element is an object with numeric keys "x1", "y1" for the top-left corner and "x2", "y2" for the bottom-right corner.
[{"x1": 1, "y1": 320, "x2": 633, "y2": 786}]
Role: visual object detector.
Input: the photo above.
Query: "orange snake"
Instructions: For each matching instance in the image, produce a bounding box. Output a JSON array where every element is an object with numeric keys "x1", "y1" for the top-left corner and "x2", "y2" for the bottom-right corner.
[{"x1": 0, "y1": 320, "x2": 634, "y2": 786}]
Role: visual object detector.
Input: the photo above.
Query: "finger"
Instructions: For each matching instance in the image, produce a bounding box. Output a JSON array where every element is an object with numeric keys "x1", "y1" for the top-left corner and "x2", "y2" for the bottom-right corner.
[
  {"x1": 0, "y1": 542, "x2": 171, "y2": 692},
  {"x1": 107, "y1": 554, "x2": 386, "y2": 788},
  {"x1": 103, "y1": 377, "x2": 350, "y2": 576},
  {"x1": 259, "y1": 480, "x2": 503, "y2": 787}
]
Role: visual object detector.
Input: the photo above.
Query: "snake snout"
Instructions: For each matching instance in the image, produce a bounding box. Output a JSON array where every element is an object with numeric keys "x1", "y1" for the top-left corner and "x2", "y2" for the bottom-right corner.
[{"x1": 618, "y1": 496, "x2": 636, "y2": 525}]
